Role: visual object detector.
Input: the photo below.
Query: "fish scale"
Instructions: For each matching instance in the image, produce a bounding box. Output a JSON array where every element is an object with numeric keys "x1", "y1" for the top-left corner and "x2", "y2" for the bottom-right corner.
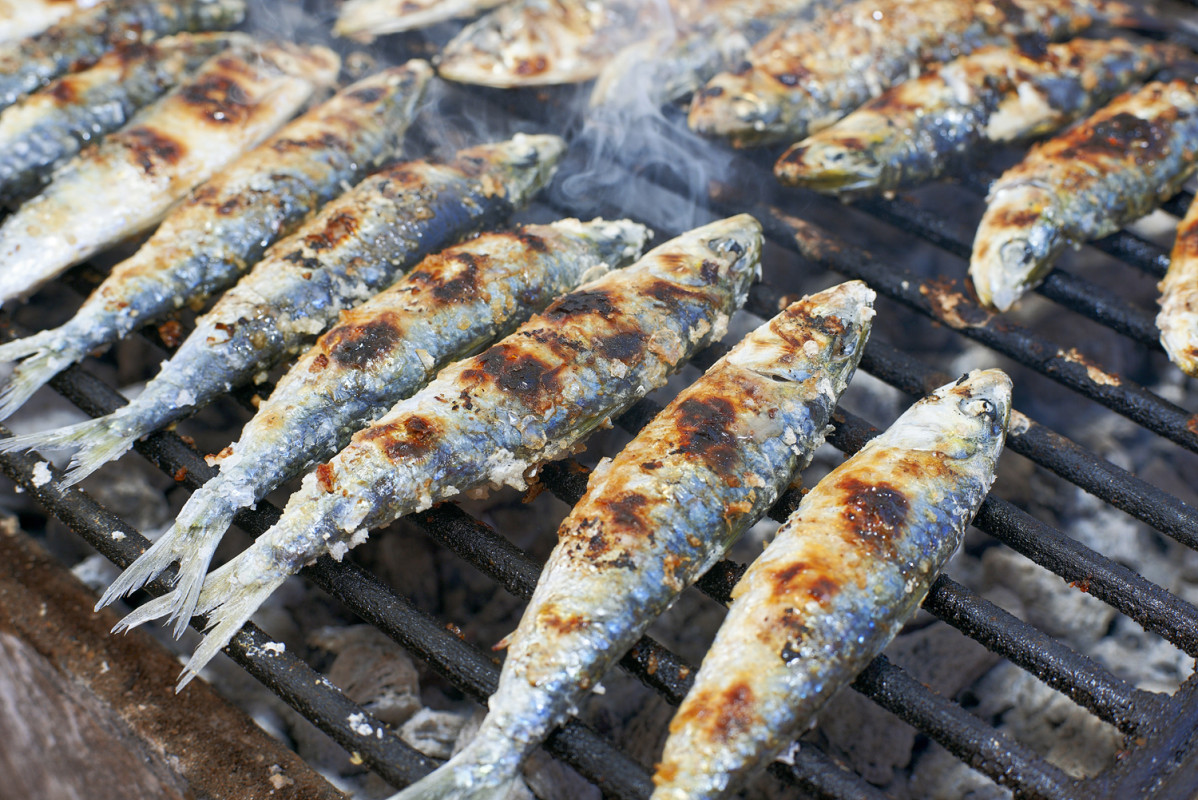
[
  {"x1": 652, "y1": 369, "x2": 1012, "y2": 800},
  {"x1": 0, "y1": 0, "x2": 247, "y2": 111},
  {"x1": 0, "y1": 60, "x2": 433, "y2": 421},
  {"x1": 0, "y1": 134, "x2": 566, "y2": 488},
  {"x1": 389, "y1": 279, "x2": 875, "y2": 800},
  {"x1": 98, "y1": 216, "x2": 651, "y2": 629},
  {"x1": 116, "y1": 214, "x2": 762, "y2": 692}
]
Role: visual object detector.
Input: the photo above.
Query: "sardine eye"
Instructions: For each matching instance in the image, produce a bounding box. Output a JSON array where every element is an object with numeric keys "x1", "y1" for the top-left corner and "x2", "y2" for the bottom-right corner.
[{"x1": 964, "y1": 397, "x2": 996, "y2": 420}]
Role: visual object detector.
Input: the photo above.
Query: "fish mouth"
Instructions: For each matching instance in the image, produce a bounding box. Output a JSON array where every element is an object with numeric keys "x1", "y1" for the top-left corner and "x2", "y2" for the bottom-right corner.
[{"x1": 970, "y1": 184, "x2": 1062, "y2": 312}]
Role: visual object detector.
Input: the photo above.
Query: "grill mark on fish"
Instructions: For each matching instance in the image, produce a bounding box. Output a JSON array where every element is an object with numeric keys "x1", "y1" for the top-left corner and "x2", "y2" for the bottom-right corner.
[
  {"x1": 381, "y1": 280, "x2": 873, "y2": 800},
  {"x1": 326, "y1": 316, "x2": 403, "y2": 369},
  {"x1": 122, "y1": 215, "x2": 760, "y2": 694},
  {"x1": 775, "y1": 38, "x2": 1182, "y2": 196},
  {"x1": 689, "y1": 0, "x2": 1126, "y2": 147},
  {"x1": 971, "y1": 80, "x2": 1198, "y2": 311},
  {"x1": 0, "y1": 0, "x2": 248, "y2": 112},
  {"x1": 653, "y1": 370, "x2": 1011, "y2": 799},
  {"x1": 0, "y1": 42, "x2": 340, "y2": 308},
  {"x1": 0, "y1": 63, "x2": 431, "y2": 424}
]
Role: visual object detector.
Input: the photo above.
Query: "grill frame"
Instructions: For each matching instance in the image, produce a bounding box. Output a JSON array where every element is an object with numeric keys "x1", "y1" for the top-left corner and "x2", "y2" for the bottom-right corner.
[{"x1": 3, "y1": 5, "x2": 1198, "y2": 799}]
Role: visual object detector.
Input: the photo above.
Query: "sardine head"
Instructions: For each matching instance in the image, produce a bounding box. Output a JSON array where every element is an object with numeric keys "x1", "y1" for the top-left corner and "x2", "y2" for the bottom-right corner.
[
  {"x1": 774, "y1": 139, "x2": 885, "y2": 194},
  {"x1": 970, "y1": 183, "x2": 1064, "y2": 312},
  {"x1": 890, "y1": 369, "x2": 1012, "y2": 463}
]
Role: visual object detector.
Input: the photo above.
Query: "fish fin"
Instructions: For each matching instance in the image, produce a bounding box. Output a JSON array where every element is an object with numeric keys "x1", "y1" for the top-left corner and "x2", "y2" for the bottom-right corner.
[
  {"x1": 0, "y1": 333, "x2": 77, "y2": 420},
  {"x1": 175, "y1": 569, "x2": 288, "y2": 692},
  {"x1": 386, "y1": 741, "x2": 522, "y2": 800},
  {"x1": 112, "y1": 591, "x2": 178, "y2": 632}
]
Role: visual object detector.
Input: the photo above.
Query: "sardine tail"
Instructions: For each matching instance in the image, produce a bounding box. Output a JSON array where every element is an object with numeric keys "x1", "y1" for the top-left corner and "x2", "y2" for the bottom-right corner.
[
  {"x1": 60, "y1": 418, "x2": 139, "y2": 486},
  {"x1": 112, "y1": 592, "x2": 177, "y2": 633},
  {"x1": 0, "y1": 334, "x2": 76, "y2": 420},
  {"x1": 386, "y1": 742, "x2": 522, "y2": 800},
  {"x1": 164, "y1": 497, "x2": 237, "y2": 637},
  {"x1": 0, "y1": 416, "x2": 118, "y2": 483},
  {"x1": 175, "y1": 570, "x2": 289, "y2": 692}
]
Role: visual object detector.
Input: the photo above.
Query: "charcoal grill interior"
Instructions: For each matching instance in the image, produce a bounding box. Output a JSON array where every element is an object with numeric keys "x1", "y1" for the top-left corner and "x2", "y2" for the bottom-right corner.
[{"x1": 5, "y1": 1, "x2": 1198, "y2": 798}]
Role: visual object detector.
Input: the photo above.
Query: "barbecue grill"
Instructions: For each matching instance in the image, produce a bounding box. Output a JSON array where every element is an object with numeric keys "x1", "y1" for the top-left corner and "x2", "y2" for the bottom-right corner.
[{"x1": 4, "y1": 1, "x2": 1198, "y2": 798}]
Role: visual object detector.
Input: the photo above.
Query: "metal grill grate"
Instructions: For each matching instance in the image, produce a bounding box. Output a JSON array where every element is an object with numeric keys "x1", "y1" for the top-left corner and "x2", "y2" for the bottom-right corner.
[{"x1": 4, "y1": 4, "x2": 1198, "y2": 799}]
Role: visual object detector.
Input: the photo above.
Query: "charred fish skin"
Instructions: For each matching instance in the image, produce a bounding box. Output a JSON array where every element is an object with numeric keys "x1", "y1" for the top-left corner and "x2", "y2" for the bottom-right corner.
[
  {"x1": 0, "y1": 42, "x2": 341, "y2": 307},
  {"x1": 652, "y1": 369, "x2": 1011, "y2": 800},
  {"x1": 99, "y1": 217, "x2": 651, "y2": 628},
  {"x1": 688, "y1": 0, "x2": 1122, "y2": 147},
  {"x1": 0, "y1": 32, "x2": 241, "y2": 205},
  {"x1": 0, "y1": 0, "x2": 247, "y2": 111},
  {"x1": 776, "y1": 38, "x2": 1183, "y2": 196},
  {"x1": 437, "y1": 0, "x2": 668, "y2": 88},
  {"x1": 120, "y1": 214, "x2": 762, "y2": 689},
  {"x1": 0, "y1": 61, "x2": 432, "y2": 422},
  {"x1": 0, "y1": 135, "x2": 567, "y2": 486},
  {"x1": 972, "y1": 80, "x2": 1198, "y2": 312},
  {"x1": 334, "y1": 0, "x2": 509, "y2": 41},
  {"x1": 0, "y1": 0, "x2": 107, "y2": 46},
  {"x1": 1158, "y1": 200, "x2": 1198, "y2": 377},
  {"x1": 390, "y1": 281, "x2": 875, "y2": 800}
]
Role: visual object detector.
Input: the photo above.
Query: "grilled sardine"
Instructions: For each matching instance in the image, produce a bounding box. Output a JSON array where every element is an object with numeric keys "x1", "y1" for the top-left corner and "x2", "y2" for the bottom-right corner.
[
  {"x1": 0, "y1": 135, "x2": 566, "y2": 486},
  {"x1": 390, "y1": 280, "x2": 874, "y2": 800},
  {"x1": 334, "y1": 0, "x2": 509, "y2": 41},
  {"x1": 0, "y1": 0, "x2": 246, "y2": 111},
  {"x1": 100, "y1": 217, "x2": 651, "y2": 629},
  {"x1": 688, "y1": 0, "x2": 1130, "y2": 147},
  {"x1": 119, "y1": 214, "x2": 763, "y2": 690},
  {"x1": 0, "y1": 42, "x2": 340, "y2": 306},
  {"x1": 0, "y1": 0, "x2": 106, "y2": 45},
  {"x1": 776, "y1": 38, "x2": 1181, "y2": 196},
  {"x1": 437, "y1": 0, "x2": 671, "y2": 87},
  {"x1": 0, "y1": 62, "x2": 432, "y2": 421},
  {"x1": 0, "y1": 32, "x2": 241, "y2": 205},
  {"x1": 972, "y1": 80, "x2": 1198, "y2": 311},
  {"x1": 652, "y1": 369, "x2": 1011, "y2": 800}
]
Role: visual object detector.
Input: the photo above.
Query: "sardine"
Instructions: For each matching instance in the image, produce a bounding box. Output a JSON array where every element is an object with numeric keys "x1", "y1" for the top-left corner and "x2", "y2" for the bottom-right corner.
[
  {"x1": 1159, "y1": 201, "x2": 1198, "y2": 377},
  {"x1": 437, "y1": 0, "x2": 673, "y2": 88},
  {"x1": 688, "y1": 0, "x2": 1131, "y2": 147},
  {"x1": 0, "y1": 61, "x2": 433, "y2": 421},
  {"x1": 119, "y1": 214, "x2": 763, "y2": 690},
  {"x1": 652, "y1": 369, "x2": 1012, "y2": 800},
  {"x1": 0, "y1": 0, "x2": 107, "y2": 45},
  {"x1": 334, "y1": 0, "x2": 510, "y2": 41},
  {"x1": 0, "y1": 32, "x2": 242, "y2": 205},
  {"x1": 972, "y1": 80, "x2": 1198, "y2": 311},
  {"x1": 776, "y1": 38, "x2": 1182, "y2": 196},
  {"x1": 0, "y1": 0, "x2": 247, "y2": 111},
  {"x1": 389, "y1": 280, "x2": 874, "y2": 800},
  {"x1": 0, "y1": 42, "x2": 341, "y2": 306},
  {"x1": 100, "y1": 217, "x2": 652, "y2": 630},
  {"x1": 0, "y1": 135, "x2": 567, "y2": 486},
  {"x1": 590, "y1": 0, "x2": 826, "y2": 112}
]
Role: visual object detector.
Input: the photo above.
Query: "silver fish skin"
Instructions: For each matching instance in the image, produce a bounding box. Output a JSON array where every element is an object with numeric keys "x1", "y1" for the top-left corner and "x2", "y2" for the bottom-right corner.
[
  {"x1": 437, "y1": 0, "x2": 672, "y2": 88},
  {"x1": 652, "y1": 369, "x2": 1012, "y2": 800},
  {"x1": 972, "y1": 80, "x2": 1198, "y2": 312},
  {"x1": 0, "y1": 0, "x2": 107, "y2": 45},
  {"x1": 100, "y1": 217, "x2": 651, "y2": 630},
  {"x1": 0, "y1": 61, "x2": 432, "y2": 421},
  {"x1": 0, "y1": 0, "x2": 247, "y2": 111},
  {"x1": 776, "y1": 38, "x2": 1184, "y2": 196},
  {"x1": 119, "y1": 214, "x2": 763, "y2": 690},
  {"x1": 1157, "y1": 197, "x2": 1198, "y2": 377},
  {"x1": 589, "y1": 0, "x2": 827, "y2": 111},
  {"x1": 0, "y1": 42, "x2": 341, "y2": 306},
  {"x1": 389, "y1": 280, "x2": 875, "y2": 800},
  {"x1": 0, "y1": 135, "x2": 566, "y2": 485},
  {"x1": 687, "y1": 0, "x2": 1128, "y2": 147},
  {"x1": 0, "y1": 32, "x2": 241, "y2": 205},
  {"x1": 334, "y1": 0, "x2": 509, "y2": 41}
]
